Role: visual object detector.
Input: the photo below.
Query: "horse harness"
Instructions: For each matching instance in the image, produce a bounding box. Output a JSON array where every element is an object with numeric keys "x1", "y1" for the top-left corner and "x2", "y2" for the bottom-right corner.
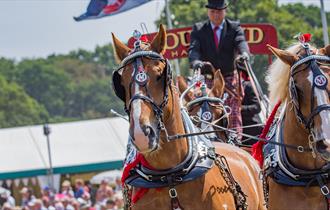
[
  {"x1": 112, "y1": 33, "x2": 247, "y2": 210},
  {"x1": 289, "y1": 43, "x2": 330, "y2": 131},
  {"x1": 123, "y1": 109, "x2": 247, "y2": 210},
  {"x1": 186, "y1": 83, "x2": 230, "y2": 142},
  {"x1": 112, "y1": 33, "x2": 172, "y2": 134},
  {"x1": 262, "y1": 43, "x2": 330, "y2": 208}
]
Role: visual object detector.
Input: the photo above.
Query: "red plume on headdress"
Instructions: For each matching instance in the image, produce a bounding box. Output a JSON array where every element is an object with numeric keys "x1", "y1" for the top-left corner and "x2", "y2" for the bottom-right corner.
[
  {"x1": 141, "y1": 35, "x2": 149, "y2": 43},
  {"x1": 134, "y1": 35, "x2": 149, "y2": 43},
  {"x1": 299, "y1": 33, "x2": 312, "y2": 43},
  {"x1": 303, "y1": 33, "x2": 312, "y2": 42}
]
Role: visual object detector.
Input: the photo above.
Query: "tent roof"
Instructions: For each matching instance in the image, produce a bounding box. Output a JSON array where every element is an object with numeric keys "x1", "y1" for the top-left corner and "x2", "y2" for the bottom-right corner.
[{"x1": 0, "y1": 117, "x2": 128, "y2": 180}]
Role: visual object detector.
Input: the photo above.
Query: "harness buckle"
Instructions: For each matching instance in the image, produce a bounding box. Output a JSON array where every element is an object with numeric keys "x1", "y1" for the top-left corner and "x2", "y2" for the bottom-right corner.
[
  {"x1": 297, "y1": 146, "x2": 304, "y2": 153},
  {"x1": 169, "y1": 188, "x2": 178, "y2": 198},
  {"x1": 321, "y1": 185, "x2": 330, "y2": 196},
  {"x1": 135, "y1": 169, "x2": 152, "y2": 181},
  {"x1": 228, "y1": 133, "x2": 239, "y2": 145}
]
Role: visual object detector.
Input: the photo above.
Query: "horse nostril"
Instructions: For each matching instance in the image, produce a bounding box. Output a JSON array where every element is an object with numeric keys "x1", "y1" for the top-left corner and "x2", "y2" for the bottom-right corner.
[
  {"x1": 143, "y1": 126, "x2": 151, "y2": 136},
  {"x1": 316, "y1": 140, "x2": 327, "y2": 153},
  {"x1": 142, "y1": 125, "x2": 155, "y2": 138}
]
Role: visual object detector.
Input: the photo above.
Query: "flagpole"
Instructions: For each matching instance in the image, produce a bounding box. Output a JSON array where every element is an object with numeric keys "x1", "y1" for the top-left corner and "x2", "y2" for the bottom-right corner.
[
  {"x1": 320, "y1": 0, "x2": 329, "y2": 45},
  {"x1": 43, "y1": 124, "x2": 54, "y2": 191},
  {"x1": 165, "y1": 0, "x2": 181, "y2": 76}
]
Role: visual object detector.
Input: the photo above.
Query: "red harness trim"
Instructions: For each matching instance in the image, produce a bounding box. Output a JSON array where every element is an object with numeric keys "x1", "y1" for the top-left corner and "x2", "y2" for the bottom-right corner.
[
  {"x1": 252, "y1": 101, "x2": 281, "y2": 167},
  {"x1": 121, "y1": 153, "x2": 159, "y2": 203}
]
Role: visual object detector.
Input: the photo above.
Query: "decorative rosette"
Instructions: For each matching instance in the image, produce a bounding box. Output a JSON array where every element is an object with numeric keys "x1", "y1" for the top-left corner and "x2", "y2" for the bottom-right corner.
[{"x1": 294, "y1": 33, "x2": 312, "y2": 43}]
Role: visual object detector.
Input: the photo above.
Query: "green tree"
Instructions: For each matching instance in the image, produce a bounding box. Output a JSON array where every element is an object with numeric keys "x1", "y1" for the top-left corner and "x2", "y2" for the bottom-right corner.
[
  {"x1": 69, "y1": 78, "x2": 122, "y2": 119},
  {"x1": 0, "y1": 57, "x2": 16, "y2": 81},
  {"x1": 93, "y1": 44, "x2": 117, "y2": 71},
  {"x1": 0, "y1": 75, "x2": 48, "y2": 128},
  {"x1": 49, "y1": 57, "x2": 107, "y2": 82},
  {"x1": 65, "y1": 44, "x2": 117, "y2": 75},
  {"x1": 15, "y1": 59, "x2": 74, "y2": 118}
]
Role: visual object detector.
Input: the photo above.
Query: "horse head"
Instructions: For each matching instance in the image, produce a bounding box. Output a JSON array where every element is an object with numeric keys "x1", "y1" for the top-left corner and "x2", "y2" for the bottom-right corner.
[
  {"x1": 178, "y1": 63, "x2": 228, "y2": 141},
  {"x1": 112, "y1": 25, "x2": 172, "y2": 154},
  {"x1": 268, "y1": 43, "x2": 330, "y2": 161}
]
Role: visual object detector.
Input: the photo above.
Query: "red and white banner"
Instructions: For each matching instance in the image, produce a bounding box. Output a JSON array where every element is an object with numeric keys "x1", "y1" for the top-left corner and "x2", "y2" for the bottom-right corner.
[
  {"x1": 74, "y1": 0, "x2": 151, "y2": 21},
  {"x1": 128, "y1": 24, "x2": 278, "y2": 60}
]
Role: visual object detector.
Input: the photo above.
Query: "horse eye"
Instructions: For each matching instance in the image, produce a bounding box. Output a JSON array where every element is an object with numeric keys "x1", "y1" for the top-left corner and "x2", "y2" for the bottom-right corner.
[
  {"x1": 156, "y1": 74, "x2": 163, "y2": 81},
  {"x1": 156, "y1": 69, "x2": 166, "y2": 81}
]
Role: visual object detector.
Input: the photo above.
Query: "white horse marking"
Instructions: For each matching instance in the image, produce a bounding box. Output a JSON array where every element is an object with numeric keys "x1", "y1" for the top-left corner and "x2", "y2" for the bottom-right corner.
[
  {"x1": 132, "y1": 82, "x2": 149, "y2": 150},
  {"x1": 308, "y1": 72, "x2": 330, "y2": 140}
]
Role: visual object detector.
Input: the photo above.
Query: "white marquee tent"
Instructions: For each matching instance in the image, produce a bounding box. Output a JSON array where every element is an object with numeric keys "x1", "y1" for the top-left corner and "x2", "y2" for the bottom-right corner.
[{"x1": 0, "y1": 117, "x2": 129, "y2": 180}]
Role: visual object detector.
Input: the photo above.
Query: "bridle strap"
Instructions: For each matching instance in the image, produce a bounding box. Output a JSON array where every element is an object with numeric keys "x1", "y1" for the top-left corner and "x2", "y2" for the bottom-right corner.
[
  {"x1": 186, "y1": 96, "x2": 225, "y2": 109},
  {"x1": 289, "y1": 48, "x2": 330, "y2": 130},
  {"x1": 120, "y1": 51, "x2": 164, "y2": 68},
  {"x1": 128, "y1": 94, "x2": 164, "y2": 117},
  {"x1": 114, "y1": 37, "x2": 173, "y2": 139},
  {"x1": 306, "y1": 104, "x2": 330, "y2": 128},
  {"x1": 291, "y1": 55, "x2": 330, "y2": 72}
]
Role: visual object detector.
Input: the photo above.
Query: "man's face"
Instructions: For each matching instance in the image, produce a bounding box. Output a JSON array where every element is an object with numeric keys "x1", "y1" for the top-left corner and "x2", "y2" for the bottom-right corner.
[{"x1": 207, "y1": 8, "x2": 226, "y2": 26}]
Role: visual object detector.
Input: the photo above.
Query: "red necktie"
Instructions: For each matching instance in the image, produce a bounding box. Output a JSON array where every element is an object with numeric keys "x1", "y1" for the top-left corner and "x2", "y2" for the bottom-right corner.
[{"x1": 213, "y1": 26, "x2": 219, "y2": 49}]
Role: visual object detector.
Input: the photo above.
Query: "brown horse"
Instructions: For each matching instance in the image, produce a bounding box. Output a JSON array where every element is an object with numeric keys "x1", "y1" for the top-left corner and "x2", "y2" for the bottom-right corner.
[
  {"x1": 177, "y1": 64, "x2": 254, "y2": 152},
  {"x1": 177, "y1": 64, "x2": 231, "y2": 143},
  {"x1": 263, "y1": 42, "x2": 330, "y2": 210},
  {"x1": 112, "y1": 24, "x2": 265, "y2": 210}
]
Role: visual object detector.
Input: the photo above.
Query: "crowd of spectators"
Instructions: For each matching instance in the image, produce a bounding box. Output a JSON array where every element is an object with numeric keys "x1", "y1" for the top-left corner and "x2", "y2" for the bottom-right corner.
[{"x1": 0, "y1": 177, "x2": 124, "y2": 210}]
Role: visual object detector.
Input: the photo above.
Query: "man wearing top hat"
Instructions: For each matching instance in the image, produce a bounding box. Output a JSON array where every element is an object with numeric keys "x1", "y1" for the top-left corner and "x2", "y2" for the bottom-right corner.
[{"x1": 189, "y1": 0, "x2": 251, "y2": 139}]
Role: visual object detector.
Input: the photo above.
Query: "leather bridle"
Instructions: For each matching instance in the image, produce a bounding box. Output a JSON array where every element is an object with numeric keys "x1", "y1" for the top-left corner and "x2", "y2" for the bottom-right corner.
[
  {"x1": 289, "y1": 43, "x2": 330, "y2": 137},
  {"x1": 112, "y1": 39, "x2": 172, "y2": 131}
]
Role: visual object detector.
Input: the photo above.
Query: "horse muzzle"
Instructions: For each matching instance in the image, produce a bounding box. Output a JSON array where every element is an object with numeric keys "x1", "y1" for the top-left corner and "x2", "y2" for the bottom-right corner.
[
  {"x1": 315, "y1": 139, "x2": 330, "y2": 161},
  {"x1": 129, "y1": 124, "x2": 159, "y2": 153}
]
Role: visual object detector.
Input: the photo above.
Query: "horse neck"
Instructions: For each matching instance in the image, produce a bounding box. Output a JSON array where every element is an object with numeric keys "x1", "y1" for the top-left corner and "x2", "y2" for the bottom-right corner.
[
  {"x1": 144, "y1": 88, "x2": 189, "y2": 170},
  {"x1": 283, "y1": 103, "x2": 325, "y2": 169}
]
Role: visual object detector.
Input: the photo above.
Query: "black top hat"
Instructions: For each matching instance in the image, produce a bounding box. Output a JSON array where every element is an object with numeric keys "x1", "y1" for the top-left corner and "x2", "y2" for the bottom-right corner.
[{"x1": 205, "y1": 0, "x2": 228, "y2": 10}]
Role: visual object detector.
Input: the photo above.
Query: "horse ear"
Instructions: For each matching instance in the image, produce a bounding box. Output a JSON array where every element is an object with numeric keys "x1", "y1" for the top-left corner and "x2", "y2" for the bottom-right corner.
[
  {"x1": 177, "y1": 76, "x2": 194, "y2": 102},
  {"x1": 151, "y1": 24, "x2": 167, "y2": 54},
  {"x1": 112, "y1": 33, "x2": 130, "y2": 63},
  {"x1": 267, "y1": 44, "x2": 299, "y2": 66},
  {"x1": 319, "y1": 44, "x2": 330, "y2": 56},
  {"x1": 210, "y1": 70, "x2": 225, "y2": 98}
]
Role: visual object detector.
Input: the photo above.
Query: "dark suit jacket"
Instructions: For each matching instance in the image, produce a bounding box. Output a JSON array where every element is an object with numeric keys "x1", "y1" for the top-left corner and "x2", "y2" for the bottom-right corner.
[
  {"x1": 241, "y1": 80, "x2": 263, "y2": 144},
  {"x1": 189, "y1": 19, "x2": 249, "y2": 76}
]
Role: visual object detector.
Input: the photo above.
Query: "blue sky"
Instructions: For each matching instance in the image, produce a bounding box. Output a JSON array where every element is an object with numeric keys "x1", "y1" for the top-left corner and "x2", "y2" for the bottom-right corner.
[
  {"x1": 0, "y1": 0, "x2": 328, "y2": 60},
  {"x1": 0, "y1": 0, "x2": 165, "y2": 60}
]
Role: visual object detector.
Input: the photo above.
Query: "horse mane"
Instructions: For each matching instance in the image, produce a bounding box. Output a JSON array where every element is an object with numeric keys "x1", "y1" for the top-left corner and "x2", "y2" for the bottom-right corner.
[{"x1": 266, "y1": 43, "x2": 316, "y2": 107}]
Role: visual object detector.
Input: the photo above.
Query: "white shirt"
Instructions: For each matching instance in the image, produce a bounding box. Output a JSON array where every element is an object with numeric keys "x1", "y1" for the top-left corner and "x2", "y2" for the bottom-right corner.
[{"x1": 211, "y1": 20, "x2": 225, "y2": 43}]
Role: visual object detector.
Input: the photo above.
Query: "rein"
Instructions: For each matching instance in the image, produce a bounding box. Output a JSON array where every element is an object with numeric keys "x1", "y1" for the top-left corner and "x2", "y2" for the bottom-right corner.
[
  {"x1": 176, "y1": 74, "x2": 312, "y2": 152},
  {"x1": 166, "y1": 123, "x2": 312, "y2": 152}
]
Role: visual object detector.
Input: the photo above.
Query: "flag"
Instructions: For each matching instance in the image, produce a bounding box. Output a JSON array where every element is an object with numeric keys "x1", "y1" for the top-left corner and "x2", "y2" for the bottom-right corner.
[{"x1": 74, "y1": 0, "x2": 152, "y2": 22}]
